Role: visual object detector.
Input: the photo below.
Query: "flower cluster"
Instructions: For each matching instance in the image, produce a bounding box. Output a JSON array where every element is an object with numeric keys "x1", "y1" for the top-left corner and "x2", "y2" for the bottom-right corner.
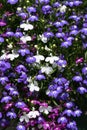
[{"x1": 0, "y1": 0, "x2": 87, "y2": 130}]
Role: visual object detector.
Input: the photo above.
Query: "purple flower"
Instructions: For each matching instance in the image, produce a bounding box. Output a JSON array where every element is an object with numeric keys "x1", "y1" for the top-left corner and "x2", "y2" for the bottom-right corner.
[
  {"x1": 55, "y1": 32, "x2": 65, "y2": 38},
  {"x1": 16, "y1": 125, "x2": 26, "y2": 130},
  {"x1": 60, "y1": 92, "x2": 69, "y2": 100},
  {"x1": 16, "y1": 65, "x2": 27, "y2": 73},
  {"x1": 53, "y1": 2, "x2": 61, "y2": 8},
  {"x1": 0, "y1": 21, "x2": 6, "y2": 26},
  {"x1": 77, "y1": 87, "x2": 87, "y2": 94},
  {"x1": 27, "y1": 7, "x2": 36, "y2": 13},
  {"x1": 63, "y1": 109, "x2": 73, "y2": 116},
  {"x1": 17, "y1": 72, "x2": 27, "y2": 83},
  {"x1": 53, "y1": 22, "x2": 63, "y2": 28},
  {"x1": 65, "y1": 102, "x2": 74, "y2": 108},
  {"x1": 10, "y1": 90, "x2": 19, "y2": 96},
  {"x1": 0, "y1": 37, "x2": 4, "y2": 42},
  {"x1": 15, "y1": 32, "x2": 23, "y2": 38},
  {"x1": 18, "y1": 13, "x2": 28, "y2": 19},
  {"x1": 67, "y1": 121, "x2": 77, "y2": 129},
  {"x1": 6, "y1": 31, "x2": 14, "y2": 37},
  {"x1": 6, "y1": 111, "x2": 17, "y2": 119},
  {"x1": 42, "y1": 5, "x2": 52, "y2": 14},
  {"x1": 36, "y1": 74, "x2": 46, "y2": 80},
  {"x1": 15, "y1": 101, "x2": 26, "y2": 108},
  {"x1": 81, "y1": 28, "x2": 87, "y2": 35},
  {"x1": 39, "y1": 0, "x2": 50, "y2": 4},
  {"x1": 73, "y1": 1, "x2": 82, "y2": 6},
  {"x1": 0, "y1": 61, "x2": 11, "y2": 72},
  {"x1": 28, "y1": 15, "x2": 38, "y2": 22},
  {"x1": 0, "y1": 77, "x2": 9, "y2": 85},
  {"x1": 72, "y1": 76, "x2": 82, "y2": 82},
  {"x1": 43, "y1": 31, "x2": 54, "y2": 38},
  {"x1": 82, "y1": 67, "x2": 87, "y2": 75},
  {"x1": 61, "y1": 41, "x2": 72, "y2": 48},
  {"x1": 7, "y1": 0, "x2": 18, "y2": 4},
  {"x1": 56, "y1": 59, "x2": 67, "y2": 67},
  {"x1": 26, "y1": 56, "x2": 36, "y2": 64},
  {"x1": 70, "y1": 30, "x2": 79, "y2": 36},
  {"x1": 74, "y1": 110, "x2": 82, "y2": 117},
  {"x1": 1, "y1": 96, "x2": 12, "y2": 103},
  {"x1": 57, "y1": 116, "x2": 68, "y2": 124},
  {"x1": 0, "y1": 112, "x2": 2, "y2": 118},
  {"x1": 18, "y1": 49, "x2": 30, "y2": 56}
]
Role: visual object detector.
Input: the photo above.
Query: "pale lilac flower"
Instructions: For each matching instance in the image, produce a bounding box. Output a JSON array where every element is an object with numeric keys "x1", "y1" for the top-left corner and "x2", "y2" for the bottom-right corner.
[
  {"x1": 0, "y1": 37, "x2": 4, "y2": 42},
  {"x1": 7, "y1": 0, "x2": 18, "y2": 4}
]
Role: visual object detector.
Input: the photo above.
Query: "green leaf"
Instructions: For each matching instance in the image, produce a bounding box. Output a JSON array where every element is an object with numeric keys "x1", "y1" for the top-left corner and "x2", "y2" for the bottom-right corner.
[{"x1": 85, "y1": 51, "x2": 87, "y2": 62}]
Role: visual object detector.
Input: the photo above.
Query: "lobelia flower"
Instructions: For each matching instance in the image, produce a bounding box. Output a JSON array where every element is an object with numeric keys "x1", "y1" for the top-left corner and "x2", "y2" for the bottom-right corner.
[
  {"x1": 39, "y1": 105, "x2": 52, "y2": 115},
  {"x1": 0, "y1": 60, "x2": 11, "y2": 71},
  {"x1": 42, "y1": 5, "x2": 52, "y2": 14},
  {"x1": 15, "y1": 101, "x2": 26, "y2": 108},
  {"x1": 6, "y1": 53, "x2": 19, "y2": 61},
  {"x1": 72, "y1": 76, "x2": 83, "y2": 82},
  {"x1": 39, "y1": 0, "x2": 50, "y2": 4},
  {"x1": 20, "y1": 35, "x2": 32, "y2": 43},
  {"x1": 77, "y1": 87, "x2": 87, "y2": 94},
  {"x1": 7, "y1": 0, "x2": 18, "y2": 4},
  {"x1": 67, "y1": 121, "x2": 77, "y2": 130},
  {"x1": 0, "y1": 37, "x2": 4, "y2": 43},
  {"x1": 39, "y1": 34, "x2": 48, "y2": 43},
  {"x1": 16, "y1": 65, "x2": 27, "y2": 74},
  {"x1": 6, "y1": 31, "x2": 14, "y2": 37},
  {"x1": 10, "y1": 90, "x2": 19, "y2": 96},
  {"x1": 63, "y1": 109, "x2": 74, "y2": 117},
  {"x1": 20, "y1": 23, "x2": 34, "y2": 31},
  {"x1": 57, "y1": 116, "x2": 68, "y2": 124},
  {"x1": 74, "y1": 110, "x2": 82, "y2": 117},
  {"x1": 43, "y1": 31, "x2": 54, "y2": 38},
  {"x1": 65, "y1": 102, "x2": 74, "y2": 108},
  {"x1": 26, "y1": 56, "x2": 36, "y2": 64},
  {"x1": 28, "y1": 82, "x2": 39, "y2": 92},
  {"x1": 15, "y1": 31, "x2": 23, "y2": 38},
  {"x1": 55, "y1": 32, "x2": 65, "y2": 38},
  {"x1": 18, "y1": 48, "x2": 30, "y2": 56},
  {"x1": 1, "y1": 96, "x2": 12, "y2": 103},
  {"x1": 56, "y1": 59, "x2": 67, "y2": 67},
  {"x1": 27, "y1": 7, "x2": 36, "y2": 13},
  {"x1": 36, "y1": 74, "x2": 46, "y2": 81},
  {"x1": 0, "y1": 112, "x2": 2, "y2": 118},
  {"x1": 61, "y1": 41, "x2": 72, "y2": 48},
  {"x1": 20, "y1": 112, "x2": 30, "y2": 123},
  {"x1": 82, "y1": 67, "x2": 87, "y2": 75},
  {"x1": 34, "y1": 54, "x2": 44, "y2": 63},
  {"x1": 0, "y1": 20, "x2": 6, "y2": 26},
  {"x1": 41, "y1": 66, "x2": 53, "y2": 75},
  {"x1": 45, "y1": 56, "x2": 59, "y2": 64},
  {"x1": 6, "y1": 111, "x2": 17, "y2": 119},
  {"x1": 28, "y1": 15, "x2": 38, "y2": 22},
  {"x1": 27, "y1": 109, "x2": 40, "y2": 119},
  {"x1": 59, "y1": 5, "x2": 67, "y2": 13},
  {"x1": 17, "y1": 72, "x2": 27, "y2": 83},
  {"x1": 16, "y1": 124, "x2": 26, "y2": 130},
  {"x1": 53, "y1": 2, "x2": 61, "y2": 8},
  {"x1": 0, "y1": 77, "x2": 9, "y2": 85},
  {"x1": 18, "y1": 12, "x2": 28, "y2": 19}
]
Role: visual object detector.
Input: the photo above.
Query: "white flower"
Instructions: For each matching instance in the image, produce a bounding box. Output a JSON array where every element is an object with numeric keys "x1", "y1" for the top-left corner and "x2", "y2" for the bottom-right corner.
[
  {"x1": 27, "y1": 110, "x2": 40, "y2": 119},
  {"x1": 41, "y1": 66, "x2": 53, "y2": 75},
  {"x1": 20, "y1": 35, "x2": 32, "y2": 43},
  {"x1": 20, "y1": 23, "x2": 34, "y2": 31},
  {"x1": 34, "y1": 55, "x2": 45, "y2": 63},
  {"x1": 45, "y1": 56, "x2": 59, "y2": 64},
  {"x1": 28, "y1": 83, "x2": 39, "y2": 92},
  {"x1": 45, "y1": 45, "x2": 51, "y2": 51},
  {"x1": 20, "y1": 112, "x2": 29, "y2": 123},
  {"x1": 60, "y1": 5, "x2": 67, "y2": 13},
  {"x1": 39, "y1": 106, "x2": 52, "y2": 115},
  {"x1": 39, "y1": 34, "x2": 48, "y2": 43}
]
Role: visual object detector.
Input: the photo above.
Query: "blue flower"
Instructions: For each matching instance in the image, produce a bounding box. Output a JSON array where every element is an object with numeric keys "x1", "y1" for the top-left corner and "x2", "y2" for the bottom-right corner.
[
  {"x1": 67, "y1": 121, "x2": 77, "y2": 130},
  {"x1": 16, "y1": 124, "x2": 26, "y2": 130},
  {"x1": 6, "y1": 111, "x2": 17, "y2": 119},
  {"x1": 26, "y1": 56, "x2": 36, "y2": 64},
  {"x1": 16, "y1": 65, "x2": 27, "y2": 74},
  {"x1": 18, "y1": 48, "x2": 30, "y2": 56},
  {"x1": 7, "y1": 0, "x2": 18, "y2": 4},
  {"x1": 57, "y1": 116, "x2": 68, "y2": 124},
  {"x1": 15, "y1": 101, "x2": 26, "y2": 108},
  {"x1": 27, "y1": 7, "x2": 36, "y2": 13},
  {"x1": 0, "y1": 37, "x2": 4, "y2": 42},
  {"x1": 77, "y1": 87, "x2": 87, "y2": 94},
  {"x1": 36, "y1": 74, "x2": 46, "y2": 81},
  {"x1": 1, "y1": 96, "x2": 12, "y2": 103},
  {"x1": 72, "y1": 76, "x2": 82, "y2": 82},
  {"x1": 28, "y1": 15, "x2": 38, "y2": 22},
  {"x1": 0, "y1": 77, "x2": 9, "y2": 85},
  {"x1": 82, "y1": 67, "x2": 87, "y2": 75},
  {"x1": 65, "y1": 102, "x2": 74, "y2": 108},
  {"x1": 74, "y1": 110, "x2": 82, "y2": 117}
]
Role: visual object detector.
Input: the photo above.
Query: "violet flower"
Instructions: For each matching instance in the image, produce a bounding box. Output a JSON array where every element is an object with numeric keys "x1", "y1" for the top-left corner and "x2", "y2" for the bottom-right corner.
[
  {"x1": 1, "y1": 96, "x2": 12, "y2": 103},
  {"x1": 7, "y1": 0, "x2": 18, "y2": 4},
  {"x1": 6, "y1": 111, "x2": 17, "y2": 119}
]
